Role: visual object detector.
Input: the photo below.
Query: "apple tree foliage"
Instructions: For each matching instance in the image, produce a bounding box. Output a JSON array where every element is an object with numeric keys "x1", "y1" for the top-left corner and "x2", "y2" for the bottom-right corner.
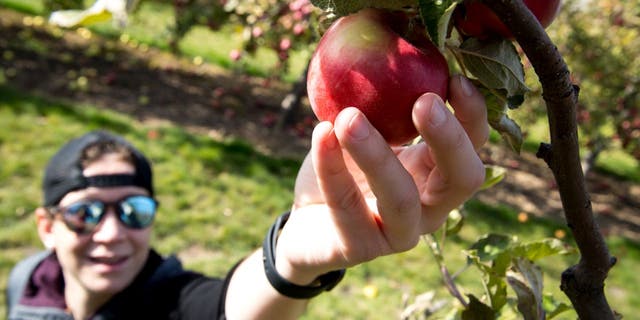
[
  {"x1": 308, "y1": 0, "x2": 619, "y2": 319},
  {"x1": 45, "y1": 0, "x2": 322, "y2": 78},
  {"x1": 45, "y1": 0, "x2": 638, "y2": 166},
  {"x1": 548, "y1": 0, "x2": 640, "y2": 164},
  {"x1": 406, "y1": 208, "x2": 576, "y2": 319},
  {"x1": 508, "y1": 0, "x2": 639, "y2": 170},
  {"x1": 169, "y1": 0, "x2": 321, "y2": 76}
]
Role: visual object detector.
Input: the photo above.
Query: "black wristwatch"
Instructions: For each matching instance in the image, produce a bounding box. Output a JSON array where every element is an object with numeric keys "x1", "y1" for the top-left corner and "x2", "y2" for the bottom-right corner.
[{"x1": 262, "y1": 212, "x2": 346, "y2": 299}]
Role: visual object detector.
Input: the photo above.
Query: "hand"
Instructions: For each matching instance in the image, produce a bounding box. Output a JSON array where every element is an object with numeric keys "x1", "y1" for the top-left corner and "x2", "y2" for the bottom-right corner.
[{"x1": 276, "y1": 75, "x2": 489, "y2": 284}]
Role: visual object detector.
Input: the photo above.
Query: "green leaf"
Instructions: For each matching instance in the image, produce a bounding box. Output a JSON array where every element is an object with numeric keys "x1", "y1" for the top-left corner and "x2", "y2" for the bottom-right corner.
[
  {"x1": 494, "y1": 113, "x2": 524, "y2": 154},
  {"x1": 544, "y1": 294, "x2": 573, "y2": 319},
  {"x1": 506, "y1": 258, "x2": 544, "y2": 320},
  {"x1": 464, "y1": 236, "x2": 574, "y2": 318},
  {"x1": 465, "y1": 234, "x2": 512, "y2": 311},
  {"x1": 475, "y1": 83, "x2": 524, "y2": 153},
  {"x1": 454, "y1": 38, "x2": 528, "y2": 153},
  {"x1": 461, "y1": 294, "x2": 496, "y2": 320},
  {"x1": 507, "y1": 275, "x2": 539, "y2": 320},
  {"x1": 481, "y1": 165, "x2": 506, "y2": 190},
  {"x1": 547, "y1": 303, "x2": 573, "y2": 319},
  {"x1": 467, "y1": 234, "x2": 513, "y2": 263},
  {"x1": 309, "y1": 0, "x2": 416, "y2": 17},
  {"x1": 445, "y1": 208, "x2": 465, "y2": 236},
  {"x1": 512, "y1": 238, "x2": 575, "y2": 261},
  {"x1": 487, "y1": 272, "x2": 509, "y2": 310},
  {"x1": 437, "y1": 2, "x2": 458, "y2": 49},
  {"x1": 418, "y1": 0, "x2": 456, "y2": 49},
  {"x1": 457, "y1": 38, "x2": 529, "y2": 107}
]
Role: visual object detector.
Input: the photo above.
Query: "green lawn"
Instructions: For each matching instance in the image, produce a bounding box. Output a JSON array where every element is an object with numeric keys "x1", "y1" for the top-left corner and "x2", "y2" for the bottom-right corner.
[
  {"x1": 1, "y1": 85, "x2": 638, "y2": 319},
  {"x1": 1, "y1": 1, "x2": 639, "y2": 318}
]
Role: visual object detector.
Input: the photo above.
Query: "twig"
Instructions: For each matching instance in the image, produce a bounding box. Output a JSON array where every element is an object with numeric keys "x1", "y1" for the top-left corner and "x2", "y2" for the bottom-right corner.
[
  {"x1": 422, "y1": 234, "x2": 469, "y2": 308},
  {"x1": 479, "y1": 0, "x2": 616, "y2": 319}
]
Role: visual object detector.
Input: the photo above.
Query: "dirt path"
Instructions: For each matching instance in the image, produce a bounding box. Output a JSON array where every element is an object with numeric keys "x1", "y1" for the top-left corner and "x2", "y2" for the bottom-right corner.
[
  {"x1": 2, "y1": 9, "x2": 638, "y2": 242},
  {"x1": 477, "y1": 144, "x2": 640, "y2": 241}
]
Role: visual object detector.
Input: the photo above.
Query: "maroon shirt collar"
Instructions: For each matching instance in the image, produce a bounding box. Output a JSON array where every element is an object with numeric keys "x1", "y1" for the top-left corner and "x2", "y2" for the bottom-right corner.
[{"x1": 21, "y1": 252, "x2": 67, "y2": 310}]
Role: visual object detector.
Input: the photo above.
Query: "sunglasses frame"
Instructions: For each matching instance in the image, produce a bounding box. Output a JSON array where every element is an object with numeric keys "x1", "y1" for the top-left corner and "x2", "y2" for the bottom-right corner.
[{"x1": 47, "y1": 195, "x2": 158, "y2": 234}]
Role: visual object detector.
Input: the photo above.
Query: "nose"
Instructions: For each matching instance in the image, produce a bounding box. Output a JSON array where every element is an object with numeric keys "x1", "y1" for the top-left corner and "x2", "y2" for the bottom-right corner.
[{"x1": 91, "y1": 208, "x2": 126, "y2": 242}]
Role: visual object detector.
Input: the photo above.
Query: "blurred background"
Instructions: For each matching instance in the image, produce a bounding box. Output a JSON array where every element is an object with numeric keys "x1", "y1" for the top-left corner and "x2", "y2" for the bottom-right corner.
[{"x1": 1, "y1": 0, "x2": 638, "y2": 318}]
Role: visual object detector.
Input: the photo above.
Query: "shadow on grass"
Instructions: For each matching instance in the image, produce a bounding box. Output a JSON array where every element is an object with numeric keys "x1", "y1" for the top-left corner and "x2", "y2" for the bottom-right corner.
[
  {"x1": 0, "y1": 10, "x2": 314, "y2": 159},
  {"x1": 0, "y1": 84, "x2": 301, "y2": 182},
  {"x1": 464, "y1": 199, "x2": 573, "y2": 241}
]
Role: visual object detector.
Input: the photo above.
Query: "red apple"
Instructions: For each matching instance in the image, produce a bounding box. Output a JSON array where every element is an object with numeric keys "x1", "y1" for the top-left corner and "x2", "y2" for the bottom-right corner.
[
  {"x1": 453, "y1": 0, "x2": 562, "y2": 39},
  {"x1": 306, "y1": 8, "x2": 450, "y2": 146}
]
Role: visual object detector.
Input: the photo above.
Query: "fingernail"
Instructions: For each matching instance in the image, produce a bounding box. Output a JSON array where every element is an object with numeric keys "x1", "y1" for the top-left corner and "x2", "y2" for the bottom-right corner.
[
  {"x1": 430, "y1": 98, "x2": 446, "y2": 126},
  {"x1": 459, "y1": 76, "x2": 473, "y2": 97},
  {"x1": 348, "y1": 112, "x2": 370, "y2": 140}
]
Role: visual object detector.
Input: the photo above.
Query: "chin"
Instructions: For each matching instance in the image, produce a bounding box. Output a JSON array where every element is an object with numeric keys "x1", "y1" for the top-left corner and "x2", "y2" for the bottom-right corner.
[
  {"x1": 83, "y1": 251, "x2": 148, "y2": 293},
  {"x1": 84, "y1": 274, "x2": 136, "y2": 295},
  {"x1": 80, "y1": 265, "x2": 139, "y2": 295}
]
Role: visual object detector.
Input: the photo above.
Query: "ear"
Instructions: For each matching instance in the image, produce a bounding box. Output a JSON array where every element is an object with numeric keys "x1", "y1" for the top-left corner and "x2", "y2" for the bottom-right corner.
[{"x1": 35, "y1": 207, "x2": 56, "y2": 249}]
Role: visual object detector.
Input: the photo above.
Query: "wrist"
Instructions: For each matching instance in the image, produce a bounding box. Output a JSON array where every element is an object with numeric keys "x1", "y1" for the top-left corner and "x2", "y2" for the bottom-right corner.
[
  {"x1": 262, "y1": 212, "x2": 345, "y2": 299},
  {"x1": 274, "y1": 249, "x2": 321, "y2": 286}
]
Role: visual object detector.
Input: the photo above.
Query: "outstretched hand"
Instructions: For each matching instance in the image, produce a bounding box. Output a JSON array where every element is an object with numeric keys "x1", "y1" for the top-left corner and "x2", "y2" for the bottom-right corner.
[{"x1": 276, "y1": 75, "x2": 489, "y2": 284}]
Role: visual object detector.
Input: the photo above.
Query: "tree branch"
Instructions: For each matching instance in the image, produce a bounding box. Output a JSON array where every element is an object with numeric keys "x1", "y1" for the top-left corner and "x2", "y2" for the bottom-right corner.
[{"x1": 479, "y1": 0, "x2": 616, "y2": 318}]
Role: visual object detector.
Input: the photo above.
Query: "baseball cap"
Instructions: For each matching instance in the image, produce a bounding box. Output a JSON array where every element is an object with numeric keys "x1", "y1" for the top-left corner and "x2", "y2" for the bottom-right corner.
[{"x1": 42, "y1": 130, "x2": 154, "y2": 206}]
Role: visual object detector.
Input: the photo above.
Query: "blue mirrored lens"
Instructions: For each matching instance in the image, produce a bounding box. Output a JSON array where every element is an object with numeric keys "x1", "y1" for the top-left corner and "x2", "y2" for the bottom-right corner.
[
  {"x1": 58, "y1": 196, "x2": 157, "y2": 233},
  {"x1": 119, "y1": 195, "x2": 157, "y2": 228},
  {"x1": 62, "y1": 202, "x2": 103, "y2": 233}
]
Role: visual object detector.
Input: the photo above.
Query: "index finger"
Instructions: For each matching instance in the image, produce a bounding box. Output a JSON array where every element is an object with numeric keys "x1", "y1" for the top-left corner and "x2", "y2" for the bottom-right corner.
[
  {"x1": 448, "y1": 75, "x2": 489, "y2": 151},
  {"x1": 332, "y1": 108, "x2": 422, "y2": 252}
]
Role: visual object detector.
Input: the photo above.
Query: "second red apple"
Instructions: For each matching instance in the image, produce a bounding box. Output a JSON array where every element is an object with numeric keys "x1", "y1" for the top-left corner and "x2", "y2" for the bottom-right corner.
[{"x1": 454, "y1": 0, "x2": 562, "y2": 39}]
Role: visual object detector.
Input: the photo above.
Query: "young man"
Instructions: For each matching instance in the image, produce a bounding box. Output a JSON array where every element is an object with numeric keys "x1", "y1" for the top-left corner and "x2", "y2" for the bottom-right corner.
[{"x1": 7, "y1": 75, "x2": 488, "y2": 319}]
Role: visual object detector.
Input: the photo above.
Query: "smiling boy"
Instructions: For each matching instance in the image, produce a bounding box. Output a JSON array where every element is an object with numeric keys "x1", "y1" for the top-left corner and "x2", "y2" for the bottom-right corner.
[{"x1": 7, "y1": 75, "x2": 488, "y2": 319}]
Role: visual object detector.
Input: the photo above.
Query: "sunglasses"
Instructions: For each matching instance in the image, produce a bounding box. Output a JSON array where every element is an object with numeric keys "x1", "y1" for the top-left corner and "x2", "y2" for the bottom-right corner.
[{"x1": 48, "y1": 195, "x2": 158, "y2": 234}]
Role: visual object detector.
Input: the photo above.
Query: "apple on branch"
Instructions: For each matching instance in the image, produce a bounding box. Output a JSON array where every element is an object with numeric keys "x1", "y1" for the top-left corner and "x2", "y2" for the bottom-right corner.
[
  {"x1": 306, "y1": 8, "x2": 450, "y2": 146},
  {"x1": 453, "y1": 0, "x2": 562, "y2": 40}
]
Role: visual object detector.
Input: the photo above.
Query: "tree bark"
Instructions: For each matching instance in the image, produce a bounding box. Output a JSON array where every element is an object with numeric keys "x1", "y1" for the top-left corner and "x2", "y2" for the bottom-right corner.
[
  {"x1": 479, "y1": 0, "x2": 617, "y2": 318},
  {"x1": 277, "y1": 61, "x2": 310, "y2": 130}
]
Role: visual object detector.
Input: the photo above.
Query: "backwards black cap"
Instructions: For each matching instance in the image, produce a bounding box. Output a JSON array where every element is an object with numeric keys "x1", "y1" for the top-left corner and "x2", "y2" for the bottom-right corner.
[{"x1": 43, "y1": 130, "x2": 153, "y2": 206}]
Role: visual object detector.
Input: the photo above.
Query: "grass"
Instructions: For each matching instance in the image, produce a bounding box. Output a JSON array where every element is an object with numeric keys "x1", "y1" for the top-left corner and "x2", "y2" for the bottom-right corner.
[
  {"x1": 1, "y1": 85, "x2": 638, "y2": 319},
  {"x1": 596, "y1": 148, "x2": 640, "y2": 182},
  {"x1": 0, "y1": 2, "x2": 639, "y2": 318},
  {"x1": 0, "y1": 0, "x2": 313, "y2": 82},
  {"x1": 490, "y1": 117, "x2": 640, "y2": 184},
  {"x1": 0, "y1": 85, "x2": 299, "y2": 315},
  {"x1": 0, "y1": 0, "x2": 42, "y2": 14}
]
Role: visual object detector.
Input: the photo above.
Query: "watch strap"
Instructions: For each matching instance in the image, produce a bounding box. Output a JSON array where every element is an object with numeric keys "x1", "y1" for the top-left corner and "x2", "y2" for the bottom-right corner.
[{"x1": 262, "y1": 211, "x2": 346, "y2": 299}]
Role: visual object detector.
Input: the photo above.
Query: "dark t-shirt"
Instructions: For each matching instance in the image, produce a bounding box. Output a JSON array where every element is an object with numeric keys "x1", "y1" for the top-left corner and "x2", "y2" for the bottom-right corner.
[{"x1": 9, "y1": 250, "x2": 236, "y2": 320}]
